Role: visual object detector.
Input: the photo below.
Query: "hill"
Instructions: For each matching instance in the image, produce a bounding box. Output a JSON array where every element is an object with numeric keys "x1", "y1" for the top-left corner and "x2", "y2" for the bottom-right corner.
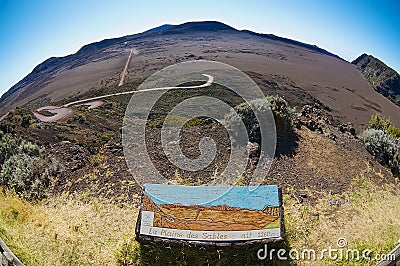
[
  {"x1": 1, "y1": 21, "x2": 400, "y2": 129},
  {"x1": 352, "y1": 53, "x2": 400, "y2": 105}
]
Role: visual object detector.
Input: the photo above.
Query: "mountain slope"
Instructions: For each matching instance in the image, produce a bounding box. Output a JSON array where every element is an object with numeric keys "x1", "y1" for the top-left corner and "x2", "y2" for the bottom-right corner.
[
  {"x1": 0, "y1": 21, "x2": 342, "y2": 111},
  {"x1": 240, "y1": 30, "x2": 342, "y2": 60},
  {"x1": 352, "y1": 53, "x2": 400, "y2": 105},
  {"x1": 1, "y1": 21, "x2": 400, "y2": 129}
]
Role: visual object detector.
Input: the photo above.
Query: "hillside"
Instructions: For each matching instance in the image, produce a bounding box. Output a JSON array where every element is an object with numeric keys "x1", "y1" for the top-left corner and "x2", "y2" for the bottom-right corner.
[
  {"x1": 352, "y1": 53, "x2": 400, "y2": 105},
  {"x1": 1, "y1": 21, "x2": 400, "y2": 129},
  {"x1": 1, "y1": 89, "x2": 399, "y2": 265}
]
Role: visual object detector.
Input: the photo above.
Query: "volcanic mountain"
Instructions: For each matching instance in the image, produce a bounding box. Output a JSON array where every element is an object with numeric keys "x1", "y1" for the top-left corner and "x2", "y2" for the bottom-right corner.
[{"x1": 1, "y1": 21, "x2": 399, "y2": 129}]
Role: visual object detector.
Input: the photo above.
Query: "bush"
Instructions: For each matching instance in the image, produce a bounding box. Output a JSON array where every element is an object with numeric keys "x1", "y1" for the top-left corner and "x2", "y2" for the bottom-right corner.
[
  {"x1": 266, "y1": 95, "x2": 296, "y2": 133},
  {"x1": 100, "y1": 134, "x2": 112, "y2": 142},
  {"x1": 359, "y1": 128, "x2": 400, "y2": 176},
  {"x1": 21, "y1": 114, "x2": 32, "y2": 128},
  {"x1": 386, "y1": 126, "x2": 400, "y2": 138},
  {"x1": 0, "y1": 134, "x2": 41, "y2": 165},
  {"x1": 368, "y1": 114, "x2": 400, "y2": 138},
  {"x1": 0, "y1": 134, "x2": 59, "y2": 201},
  {"x1": 90, "y1": 154, "x2": 105, "y2": 166},
  {"x1": 0, "y1": 134, "x2": 20, "y2": 164},
  {"x1": 1, "y1": 154, "x2": 49, "y2": 200},
  {"x1": 225, "y1": 96, "x2": 295, "y2": 145}
]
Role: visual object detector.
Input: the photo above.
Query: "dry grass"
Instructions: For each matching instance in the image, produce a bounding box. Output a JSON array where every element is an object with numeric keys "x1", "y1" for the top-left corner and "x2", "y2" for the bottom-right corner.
[
  {"x1": 0, "y1": 189, "x2": 138, "y2": 265},
  {"x1": 284, "y1": 165, "x2": 400, "y2": 265},
  {"x1": 0, "y1": 165, "x2": 399, "y2": 265},
  {"x1": 117, "y1": 165, "x2": 400, "y2": 265}
]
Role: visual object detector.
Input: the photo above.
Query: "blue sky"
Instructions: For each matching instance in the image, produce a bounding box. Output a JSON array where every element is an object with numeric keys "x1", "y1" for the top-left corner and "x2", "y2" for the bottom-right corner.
[
  {"x1": 0, "y1": 0, "x2": 399, "y2": 97},
  {"x1": 145, "y1": 184, "x2": 279, "y2": 209}
]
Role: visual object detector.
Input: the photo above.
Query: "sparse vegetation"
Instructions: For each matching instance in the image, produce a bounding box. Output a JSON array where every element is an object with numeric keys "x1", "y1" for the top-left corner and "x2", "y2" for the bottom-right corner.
[
  {"x1": 367, "y1": 113, "x2": 400, "y2": 138},
  {"x1": 104, "y1": 100, "x2": 115, "y2": 109},
  {"x1": 21, "y1": 114, "x2": 32, "y2": 128},
  {"x1": 225, "y1": 96, "x2": 296, "y2": 145},
  {"x1": 0, "y1": 188, "x2": 138, "y2": 265},
  {"x1": 100, "y1": 134, "x2": 112, "y2": 142},
  {"x1": 149, "y1": 115, "x2": 203, "y2": 128},
  {"x1": 1, "y1": 166, "x2": 398, "y2": 265},
  {"x1": 90, "y1": 154, "x2": 106, "y2": 166},
  {"x1": 0, "y1": 134, "x2": 59, "y2": 201},
  {"x1": 284, "y1": 166, "x2": 400, "y2": 265},
  {"x1": 360, "y1": 118, "x2": 400, "y2": 176},
  {"x1": 360, "y1": 129, "x2": 400, "y2": 176},
  {"x1": 77, "y1": 113, "x2": 86, "y2": 123}
]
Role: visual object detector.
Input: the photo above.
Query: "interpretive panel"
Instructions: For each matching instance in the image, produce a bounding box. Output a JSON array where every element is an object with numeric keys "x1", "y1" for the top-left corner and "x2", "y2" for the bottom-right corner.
[{"x1": 137, "y1": 184, "x2": 283, "y2": 243}]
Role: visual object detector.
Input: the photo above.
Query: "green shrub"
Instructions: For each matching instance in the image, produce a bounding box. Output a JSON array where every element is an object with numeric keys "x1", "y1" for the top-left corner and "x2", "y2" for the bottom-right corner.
[
  {"x1": 1, "y1": 154, "x2": 49, "y2": 200},
  {"x1": 21, "y1": 114, "x2": 32, "y2": 128},
  {"x1": 100, "y1": 134, "x2": 112, "y2": 142},
  {"x1": 105, "y1": 101, "x2": 115, "y2": 109},
  {"x1": 359, "y1": 128, "x2": 399, "y2": 176},
  {"x1": 386, "y1": 126, "x2": 400, "y2": 138},
  {"x1": 368, "y1": 114, "x2": 391, "y2": 131},
  {"x1": 225, "y1": 96, "x2": 295, "y2": 145},
  {"x1": 368, "y1": 114, "x2": 400, "y2": 138},
  {"x1": 90, "y1": 154, "x2": 105, "y2": 166},
  {"x1": 0, "y1": 134, "x2": 59, "y2": 201},
  {"x1": 0, "y1": 134, "x2": 20, "y2": 164},
  {"x1": 266, "y1": 95, "x2": 296, "y2": 133},
  {"x1": 183, "y1": 117, "x2": 203, "y2": 127},
  {"x1": 77, "y1": 114, "x2": 86, "y2": 123},
  {"x1": 0, "y1": 134, "x2": 42, "y2": 164}
]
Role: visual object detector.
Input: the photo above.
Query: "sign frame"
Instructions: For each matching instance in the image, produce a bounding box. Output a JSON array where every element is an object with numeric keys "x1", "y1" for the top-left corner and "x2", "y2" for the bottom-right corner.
[{"x1": 135, "y1": 185, "x2": 284, "y2": 246}]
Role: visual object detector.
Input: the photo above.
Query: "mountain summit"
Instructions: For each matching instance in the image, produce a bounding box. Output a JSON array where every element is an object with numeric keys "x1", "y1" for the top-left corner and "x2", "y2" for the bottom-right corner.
[{"x1": 159, "y1": 21, "x2": 238, "y2": 33}]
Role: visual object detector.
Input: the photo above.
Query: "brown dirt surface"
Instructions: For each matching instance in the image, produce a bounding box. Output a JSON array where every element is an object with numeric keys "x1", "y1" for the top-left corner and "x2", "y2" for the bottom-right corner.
[{"x1": 142, "y1": 195, "x2": 279, "y2": 231}]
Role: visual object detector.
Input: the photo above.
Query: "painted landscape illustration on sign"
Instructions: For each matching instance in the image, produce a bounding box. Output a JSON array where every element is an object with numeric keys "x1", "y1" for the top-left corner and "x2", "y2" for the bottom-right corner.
[{"x1": 141, "y1": 185, "x2": 281, "y2": 232}]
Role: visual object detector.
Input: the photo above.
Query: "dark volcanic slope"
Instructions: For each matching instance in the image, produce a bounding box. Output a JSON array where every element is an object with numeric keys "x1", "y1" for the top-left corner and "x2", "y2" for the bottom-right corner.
[
  {"x1": 1, "y1": 21, "x2": 400, "y2": 128},
  {"x1": 352, "y1": 53, "x2": 400, "y2": 105}
]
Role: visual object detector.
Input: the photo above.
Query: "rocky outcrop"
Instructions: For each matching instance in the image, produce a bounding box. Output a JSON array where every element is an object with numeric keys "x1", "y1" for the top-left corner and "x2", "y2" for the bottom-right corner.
[
  {"x1": 295, "y1": 104, "x2": 356, "y2": 144},
  {"x1": 353, "y1": 54, "x2": 400, "y2": 105},
  {"x1": 295, "y1": 103, "x2": 333, "y2": 133}
]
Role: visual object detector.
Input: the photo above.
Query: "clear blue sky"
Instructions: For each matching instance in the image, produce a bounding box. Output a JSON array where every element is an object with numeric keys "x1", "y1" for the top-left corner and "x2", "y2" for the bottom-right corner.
[{"x1": 0, "y1": 0, "x2": 399, "y2": 98}]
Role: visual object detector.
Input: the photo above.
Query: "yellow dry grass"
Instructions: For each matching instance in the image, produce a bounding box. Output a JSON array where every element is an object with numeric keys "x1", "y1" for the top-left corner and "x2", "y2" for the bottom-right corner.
[
  {"x1": 284, "y1": 165, "x2": 400, "y2": 265},
  {"x1": 0, "y1": 189, "x2": 138, "y2": 265},
  {"x1": 0, "y1": 165, "x2": 399, "y2": 265}
]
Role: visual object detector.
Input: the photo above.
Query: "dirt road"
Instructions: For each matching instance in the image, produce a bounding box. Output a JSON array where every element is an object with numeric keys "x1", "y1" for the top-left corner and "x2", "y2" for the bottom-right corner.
[
  {"x1": 118, "y1": 49, "x2": 133, "y2": 86},
  {"x1": 33, "y1": 74, "x2": 214, "y2": 122},
  {"x1": 32, "y1": 106, "x2": 74, "y2": 122}
]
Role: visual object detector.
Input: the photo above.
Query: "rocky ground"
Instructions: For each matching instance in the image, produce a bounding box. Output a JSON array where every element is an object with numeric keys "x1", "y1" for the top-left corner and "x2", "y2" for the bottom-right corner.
[
  {"x1": 1, "y1": 75, "x2": 398, "y2": 209},
  {"x1": 266, "y1": 104, "x2": 395, "y2": 203}
]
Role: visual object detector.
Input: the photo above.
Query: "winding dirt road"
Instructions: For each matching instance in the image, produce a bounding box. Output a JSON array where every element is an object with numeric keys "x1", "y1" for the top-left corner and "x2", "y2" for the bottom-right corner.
[
  {"x1": 33, "y1": 106, "x2": 73, "y2": 122},
  {"x1": 33, "y1": 74, "x2": 213, "y2": 122}
]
